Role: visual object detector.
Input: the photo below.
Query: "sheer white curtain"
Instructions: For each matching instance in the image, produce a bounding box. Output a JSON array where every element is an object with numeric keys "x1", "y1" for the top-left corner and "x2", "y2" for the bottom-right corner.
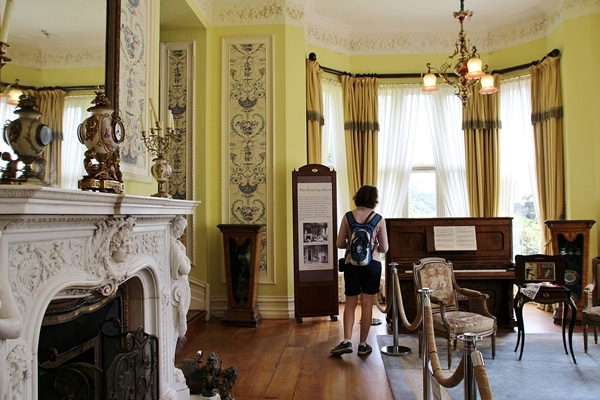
[
  {"x1": 62, "y1": 95, "x2": 94, "y2": 189},
  {"x1": 377, "y1": 84, "x2": 420, "y2": 218},
  {"x1": 499, "y1": 75, "x2": 540, "y2": 253},
  {"x1": 0, "y1": 97, "x2": 16, "y2": 156},
  {"x1": 321, "y1": 78, "x2": 351, "y2": 233},
  {"x1": 424, "y1": 85, "x2": 469, "y2": 216}
]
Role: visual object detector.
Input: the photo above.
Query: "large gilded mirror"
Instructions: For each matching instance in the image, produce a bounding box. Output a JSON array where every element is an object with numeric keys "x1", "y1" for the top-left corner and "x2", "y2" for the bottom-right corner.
[{"x1": 6, "y1": 0, "x2": 114, "y2": 96}]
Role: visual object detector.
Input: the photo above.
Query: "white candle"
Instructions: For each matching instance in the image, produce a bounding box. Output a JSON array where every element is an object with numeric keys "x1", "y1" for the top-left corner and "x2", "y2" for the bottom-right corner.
[
  {"x1": 140, "y1": 113, "x2": 146, "y2": 133},
  {"x1": 0, "y1": 0, "x2": 15, "y2": 43},
  {"x1": 167, "y1": 111, "x2": 174, "y2": 131},
  {"x1": 149, "y1": 98, "x2": 159, "y2": 126}
]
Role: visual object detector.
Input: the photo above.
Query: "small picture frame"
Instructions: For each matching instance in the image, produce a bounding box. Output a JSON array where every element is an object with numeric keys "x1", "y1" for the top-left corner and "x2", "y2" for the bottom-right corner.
[{"x1": 524, "y1": 261, "x2": 556, "y2": 282}]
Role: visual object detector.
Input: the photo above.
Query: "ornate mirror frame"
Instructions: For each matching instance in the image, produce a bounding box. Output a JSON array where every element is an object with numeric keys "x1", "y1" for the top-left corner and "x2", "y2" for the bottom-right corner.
[{"x1": 105, "y1": 0, "x2": 121, "y2": 114}]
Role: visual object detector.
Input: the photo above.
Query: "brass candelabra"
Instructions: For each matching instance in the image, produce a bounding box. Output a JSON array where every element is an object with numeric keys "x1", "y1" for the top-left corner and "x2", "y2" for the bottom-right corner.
[{"x1": 141, "y1": 123, "x2": 180, "y2": 198}]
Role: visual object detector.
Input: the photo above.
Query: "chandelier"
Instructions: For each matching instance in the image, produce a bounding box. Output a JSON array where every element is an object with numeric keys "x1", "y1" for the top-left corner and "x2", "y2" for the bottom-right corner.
[{"x1": 422, "y1": 0, "x2": 497, "y2": 106}]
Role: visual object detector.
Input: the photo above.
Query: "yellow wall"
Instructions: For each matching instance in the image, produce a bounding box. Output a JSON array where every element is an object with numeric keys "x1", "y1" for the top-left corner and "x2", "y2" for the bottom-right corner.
[
  {"x1": 2, "y1": 64, "x2": 103, "y2": 89},
  {"x1": 10, "y1": 4, "x2": 598, "y2": 307},
  {"x1": 200, "y1": 23, "x2": 308, "y2": 299},
  {"x1": 163, "y1": 9, "x2": 600, "y2": 308}
]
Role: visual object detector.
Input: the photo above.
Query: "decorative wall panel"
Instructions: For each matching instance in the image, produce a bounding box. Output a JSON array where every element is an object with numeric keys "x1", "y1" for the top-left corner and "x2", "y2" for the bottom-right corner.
[
  {"x1": 160, "y1": 41, "x2": 195, "y2": 261},
  {"x1": 222, "y1": 36, "x2": 274, "y2": 284},
  {"x1": 161, "y1": 41, "x2": 194, "y2": 200},
  {"x1": 119, "y1": 0, "x2": 153, "y2": 182}
]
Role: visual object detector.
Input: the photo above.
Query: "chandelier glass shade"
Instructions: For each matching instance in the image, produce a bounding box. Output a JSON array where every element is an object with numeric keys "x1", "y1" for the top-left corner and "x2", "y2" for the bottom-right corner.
[{"x1": 422, "y1": 0, "x2": 497, "y2": 106}]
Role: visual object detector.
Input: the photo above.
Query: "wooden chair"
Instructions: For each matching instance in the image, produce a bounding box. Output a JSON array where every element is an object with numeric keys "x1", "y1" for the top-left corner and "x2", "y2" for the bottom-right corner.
[
  {"x1": 413, "y1": 257, "x2": 496, "y2": 369},
  {"x1": 583, "y1": 257, "x2": 600, "y2": 352}
]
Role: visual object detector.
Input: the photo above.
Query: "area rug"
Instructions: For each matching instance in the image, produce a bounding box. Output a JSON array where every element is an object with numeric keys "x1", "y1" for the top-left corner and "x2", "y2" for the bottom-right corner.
[{"x1": 377, "y1": 333, "x2": 600, "y2": 400}]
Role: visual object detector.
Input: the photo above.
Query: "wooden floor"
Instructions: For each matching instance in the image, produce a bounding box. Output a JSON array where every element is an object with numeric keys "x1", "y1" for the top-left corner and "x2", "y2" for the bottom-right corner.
[{"x1": 175, "y1": 303, "x2": 577, "y2": 400}]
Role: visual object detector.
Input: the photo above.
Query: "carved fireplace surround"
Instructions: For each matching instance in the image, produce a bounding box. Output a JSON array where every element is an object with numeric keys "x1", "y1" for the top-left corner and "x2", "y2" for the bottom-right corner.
[{"x1": 0, "y1": 186, "x2": 199, "y2": 399}]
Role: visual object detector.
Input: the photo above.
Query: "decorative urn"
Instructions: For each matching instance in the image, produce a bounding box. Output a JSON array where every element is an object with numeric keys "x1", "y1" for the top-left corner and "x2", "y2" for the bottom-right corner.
[
  {"x1": 77, "y1": 91, "x2": 125, "y2": 193},
  {"x1": 2, "y1": 94, "x2": 53, "y2": 183}
]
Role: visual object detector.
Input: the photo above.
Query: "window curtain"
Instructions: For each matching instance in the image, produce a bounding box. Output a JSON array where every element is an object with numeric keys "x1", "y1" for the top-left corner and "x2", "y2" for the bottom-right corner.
[
  {"x1": 462, "y1": 75, "x2": 501, "y2": 217},
  {"x1": 530, "y1": 55, "x2": 564, "y2": 253},
  {"x1": 377, "y1": 83, "x2": 419, "y2": 218},
  {"x1": 425, "y1": 85, "x2": 469, "y2": 217},
  {"x1": 321, "y1": 78, "x2": 351, "y2": 226},
  {"x1": 306, "y1": 58, "x2": 324, "y2": 164},
  {"x1": 62, "y1": 95, "x2": 94, "y2": 190},
  {"x1": 36, "y1": 89, "x2": 67, "y2": 186},
  {"x1": 342, "y1": 75, "x2": 379, "y2": 195},
  {"x1": 499, "y1": 75, "x2": 542, "y2": 254}
]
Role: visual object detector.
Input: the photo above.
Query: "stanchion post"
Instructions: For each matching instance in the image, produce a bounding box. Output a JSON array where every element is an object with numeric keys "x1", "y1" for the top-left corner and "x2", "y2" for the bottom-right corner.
[
  {"x1": 380, "y1": 262, "x2": 411, "y2": 356},
  {"x1": 458, "y1": 332, "x2": 482, "y2": 400},
  {"x1": 419, "y1": 287, "x2": 433, "y2": 400}
]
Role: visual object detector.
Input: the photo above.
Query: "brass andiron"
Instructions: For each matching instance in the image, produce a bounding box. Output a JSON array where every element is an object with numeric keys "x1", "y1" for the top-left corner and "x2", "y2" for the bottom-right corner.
[{"x1": 141, "y1": 121, "x2": 179, "y2": 198}]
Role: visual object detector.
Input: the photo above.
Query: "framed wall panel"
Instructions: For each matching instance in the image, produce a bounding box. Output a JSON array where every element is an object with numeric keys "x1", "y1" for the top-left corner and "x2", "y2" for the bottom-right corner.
[{"x1": 221, "y1": 35, "x2": 274, "y2": 284}]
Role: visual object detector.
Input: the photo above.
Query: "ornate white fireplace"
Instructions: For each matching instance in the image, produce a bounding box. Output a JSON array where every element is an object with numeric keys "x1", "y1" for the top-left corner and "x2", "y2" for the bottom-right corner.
[{"x1": 0, "y1": 186, "x2": 199, "y2": 400}]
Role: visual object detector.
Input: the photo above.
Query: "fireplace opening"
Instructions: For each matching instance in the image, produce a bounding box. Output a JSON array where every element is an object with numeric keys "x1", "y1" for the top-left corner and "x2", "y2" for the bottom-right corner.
[{"x1": 38, "y1": 280, "x2": 159, "y2": 399}]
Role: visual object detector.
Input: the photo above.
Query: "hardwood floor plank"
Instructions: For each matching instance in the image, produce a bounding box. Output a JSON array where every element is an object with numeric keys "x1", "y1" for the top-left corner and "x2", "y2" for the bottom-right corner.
[{"x1": 177, "y1": 302, "x2": 564, "y2": 399}]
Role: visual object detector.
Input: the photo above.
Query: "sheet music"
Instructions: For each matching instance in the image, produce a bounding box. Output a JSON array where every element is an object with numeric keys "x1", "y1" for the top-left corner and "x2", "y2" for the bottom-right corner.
[{"x1": 433, "y1": 226, "x2": 477, "y2": 251}]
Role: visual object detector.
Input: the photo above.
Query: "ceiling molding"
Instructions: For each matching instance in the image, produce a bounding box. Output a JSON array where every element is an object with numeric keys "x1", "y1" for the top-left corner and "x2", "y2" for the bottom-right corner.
[
  {"x1": 10, "y1": 46, "x2": 104, "y2": 70},
  {"x1": 207, "y1": 0, "x2": 599, "y2": 55}
]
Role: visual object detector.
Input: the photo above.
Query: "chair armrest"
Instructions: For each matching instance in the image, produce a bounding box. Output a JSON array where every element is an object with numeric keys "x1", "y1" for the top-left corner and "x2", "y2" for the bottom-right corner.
[
  {"x1": 456, "y1": 287, "x2": 487, "y2": 299},
  {"x1": 584, "y1": 282, "x2": 595, "y2": 293},
  {"x1": 583, "y1": 282, "x2": 595, "y2": 309},
  {"x1": 455, "y1": 287, "x2": 495, "y2": 319}
]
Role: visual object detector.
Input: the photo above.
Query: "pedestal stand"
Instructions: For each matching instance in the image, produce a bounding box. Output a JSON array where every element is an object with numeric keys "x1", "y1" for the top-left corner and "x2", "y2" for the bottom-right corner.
[{"x1": 217, "y1": 224, "x2": 265, "y2": 327}]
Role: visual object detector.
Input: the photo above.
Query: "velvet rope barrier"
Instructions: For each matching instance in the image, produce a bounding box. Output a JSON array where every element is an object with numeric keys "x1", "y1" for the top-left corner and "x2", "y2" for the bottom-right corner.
[
  {"x1": 374, "y1": 264, "x2": 422, "y2": 331},
  {"x1": 424, "y1": 304, "x2": 494, "y2": 400},
  {"x1": 472, "y1": 353, "x2": 494, "y2": 400},
  {"x1": 424, "y1": 304, "x2": 465, "y2": 388}
]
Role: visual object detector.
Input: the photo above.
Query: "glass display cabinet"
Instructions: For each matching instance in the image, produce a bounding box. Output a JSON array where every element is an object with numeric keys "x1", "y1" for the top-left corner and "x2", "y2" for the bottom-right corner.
[{"x1": 545, "y1": 219, "x2": 596, "y2": 309}]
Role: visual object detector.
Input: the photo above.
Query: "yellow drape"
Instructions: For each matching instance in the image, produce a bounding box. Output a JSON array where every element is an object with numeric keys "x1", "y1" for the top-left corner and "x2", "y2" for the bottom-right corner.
[
  {"x1": 530, "y1": 56, "x2": 564, "y2": 253},
  {"x1": 462, "y1": 75, "x2": 501, "y2": 217},
  {"x1": 342, "y1": 75, "x2": 379, "y2": 196},
  {"x1": 306, "y1": 58, "x2": 324, "y2": 164},
  {"x1": 34, "y1": 89, "x2": 67, "y2": 186}
]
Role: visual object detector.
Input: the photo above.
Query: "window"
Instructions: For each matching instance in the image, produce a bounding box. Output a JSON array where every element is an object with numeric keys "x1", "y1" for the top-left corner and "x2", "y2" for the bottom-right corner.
[
  {"x1": 0, "y1": 94, "x2": 93, "y2": 190},
  {"x1": 0, "y1": 97, "x2": 17, "y2": 156},
  {"x1": 321, "y1": 75, "x2": 541, "y2": 255},
  {"x1": 62, "y1": 95, "x2": 94, "y2": 189},
  {"x1": 499, "y1": 76, "x2": 541, "y2": 254}
]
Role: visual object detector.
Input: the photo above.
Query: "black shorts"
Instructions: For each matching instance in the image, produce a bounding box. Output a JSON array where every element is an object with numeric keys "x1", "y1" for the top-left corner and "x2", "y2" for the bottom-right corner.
[{"x1": 343, "y1": 260, "x2": 382, "y2": 296}]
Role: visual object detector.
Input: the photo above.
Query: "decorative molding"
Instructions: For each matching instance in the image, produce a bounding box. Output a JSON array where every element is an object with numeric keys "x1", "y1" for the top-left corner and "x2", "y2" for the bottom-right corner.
[
  {"x1": 9, "y1": 45, "x2": 104, "y2": 70},
  {"x1": 210, "y1": 295, "x2": 294, "y2": 319},
  {"x1": 189, "y1": 277, "x2": 211, "y2": 320},
  {"x1": 0, "y1": 189, "x2": 198, "y2": 399},
  {"x1": 209, "y1": 0, "x2": 599, "y2": 55},
  {"x1": 213, "y1": 0, "x2": 305, "y2": 27}
]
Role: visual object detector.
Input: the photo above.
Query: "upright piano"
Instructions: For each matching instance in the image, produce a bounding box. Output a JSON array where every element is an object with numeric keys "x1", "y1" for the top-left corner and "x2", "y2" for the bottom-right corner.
[{"x1": 386, "y1": 217, "x2": 515, "y2": 328}]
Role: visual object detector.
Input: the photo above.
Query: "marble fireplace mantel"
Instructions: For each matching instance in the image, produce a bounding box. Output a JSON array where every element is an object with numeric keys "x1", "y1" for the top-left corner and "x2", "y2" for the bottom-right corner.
[{"x1": 0, "y1": 186, "x2": 200, "y2": 400}]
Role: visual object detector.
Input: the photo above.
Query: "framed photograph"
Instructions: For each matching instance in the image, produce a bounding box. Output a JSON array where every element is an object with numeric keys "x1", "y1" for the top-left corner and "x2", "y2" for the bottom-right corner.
[{"x1": 524, "y1": 261, "x2": 556, "y2": 282}]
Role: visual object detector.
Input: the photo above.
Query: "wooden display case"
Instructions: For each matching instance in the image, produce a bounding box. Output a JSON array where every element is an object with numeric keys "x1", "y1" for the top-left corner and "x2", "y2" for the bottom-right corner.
[{"x1": 545, "y1": 219, "x2": 596, "y2": 309}]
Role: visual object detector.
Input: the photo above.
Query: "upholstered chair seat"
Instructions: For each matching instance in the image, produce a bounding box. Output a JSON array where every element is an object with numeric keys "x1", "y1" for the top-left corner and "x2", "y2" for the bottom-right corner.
[
  {"x1": 413, "y1": 257, "x2": 497, "y2": 369},
  {"x1": 583, "y1": 258, "x2": 600, "y2": 352}
]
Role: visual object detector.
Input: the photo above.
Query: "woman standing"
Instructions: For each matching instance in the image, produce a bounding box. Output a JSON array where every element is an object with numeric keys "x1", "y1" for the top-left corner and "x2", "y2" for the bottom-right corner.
[{"x1": 330, "y1": 185, "x2": 389, "y2": 356}]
